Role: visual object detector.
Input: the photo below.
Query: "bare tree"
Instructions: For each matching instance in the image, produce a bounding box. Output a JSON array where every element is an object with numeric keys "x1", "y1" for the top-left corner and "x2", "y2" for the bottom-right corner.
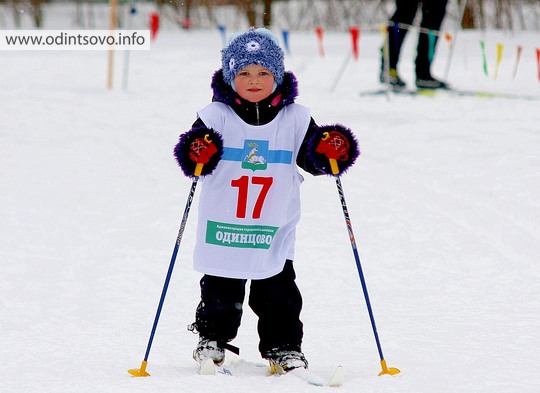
[
  {"x1": 30, "y1": 0, "x2": 43, "y2": 27},
  {"x1": 458, "y1": 0, "x2": 486, "y2": 29},
  {"x1": 458, "y1": 0, "x2": 529, "y2": 30},
  {"x1": 235, "y1": 0, "x2": 256, "y2": 26},
  {"x1": 460, "y1": 0, "x2": 476, "y2": 28},
  {"x1": 262, "y1": 0, "x2": 272, "y2": 27},
  {"x1": 155, "y1": 0, "x2": 192, "y2": 28},
  {"x1": 494, "y1": 0, "x2": 514, "y2": 29},
  {"x1": 235, "y1": 0, "x2": 274, "y2": 28},
  {"x1": 8, "y1": 0, "x2": 43, "y2": 27}
]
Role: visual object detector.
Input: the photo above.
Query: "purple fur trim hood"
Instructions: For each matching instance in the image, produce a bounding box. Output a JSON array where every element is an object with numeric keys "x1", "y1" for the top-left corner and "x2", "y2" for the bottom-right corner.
[{"x1": 210, "y1": 68, "x2": 299, "y2": 107}]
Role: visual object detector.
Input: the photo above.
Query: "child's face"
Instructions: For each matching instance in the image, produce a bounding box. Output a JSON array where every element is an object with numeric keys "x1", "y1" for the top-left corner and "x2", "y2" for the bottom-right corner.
[{"x1": 233, "y1": 64, "x2": 275, "y2": 103}]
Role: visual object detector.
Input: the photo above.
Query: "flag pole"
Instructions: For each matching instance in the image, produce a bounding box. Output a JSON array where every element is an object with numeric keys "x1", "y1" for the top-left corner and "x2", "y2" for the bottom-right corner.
[{"x1": 107, "y1": 0, "x2": 118, "y2": 90}]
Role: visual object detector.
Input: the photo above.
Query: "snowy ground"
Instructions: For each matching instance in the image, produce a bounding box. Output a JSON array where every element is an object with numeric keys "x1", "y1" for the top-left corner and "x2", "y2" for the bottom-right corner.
[{"x1": 1, "y1": 8, "x2": 540, "y2": 393}]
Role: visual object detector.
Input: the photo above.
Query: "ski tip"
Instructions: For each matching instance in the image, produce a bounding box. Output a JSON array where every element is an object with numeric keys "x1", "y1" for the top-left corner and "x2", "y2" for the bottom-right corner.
[
  {"x1": 327, "y1": 365, "x2": 344, "y2": 387},
  {"x1": 198, "y1": 359, "x2": 216, "y2": 375}
]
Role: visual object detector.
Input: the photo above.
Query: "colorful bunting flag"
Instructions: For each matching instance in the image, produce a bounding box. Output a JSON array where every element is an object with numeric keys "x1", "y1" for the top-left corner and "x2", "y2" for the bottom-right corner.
[
  {"x1": 149, "y1": 12, "x2": 159, "y2": 41},
  {"x1": 443, "y1": 32, "x2": 453, "y2": 80},
  {"x1": 217, "y1": 25, "x2": 226, "y2": 47},
  {"x1": 512, "y1": 46, "x2": 522, "y2": 79},
  {"x1": 480, "y1": 40, "x2": 488, "y2": 76},
  {"x1": 493, "y1": 42, "x2": 504, "y2": 80},
  {"x1": 281, "y1": 30, "x2": 291, "y2": 56},
  {"x1": 536, "y1": 48, "x2": 540, "y2": 81},
  {"x1": 349, "y1": 26, "x2": 360, "y2": 61},
  {"x1": 315, "y1": 27, "x2": 325, "y2": 57}
]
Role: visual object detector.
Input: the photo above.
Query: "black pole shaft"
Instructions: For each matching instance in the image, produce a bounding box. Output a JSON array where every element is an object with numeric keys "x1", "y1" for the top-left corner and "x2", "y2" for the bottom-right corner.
[
  {"x1": 335, "y1": 176, "x2": 385, "y2": 361},
  {"x1": 143, "y1": 177, "x2": 199, "y2": 362}
]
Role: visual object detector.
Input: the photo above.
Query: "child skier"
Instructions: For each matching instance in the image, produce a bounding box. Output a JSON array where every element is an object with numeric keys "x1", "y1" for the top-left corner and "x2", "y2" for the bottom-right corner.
[{"x1": 174, "y1": 28, "x2": 359, "y2": 372}]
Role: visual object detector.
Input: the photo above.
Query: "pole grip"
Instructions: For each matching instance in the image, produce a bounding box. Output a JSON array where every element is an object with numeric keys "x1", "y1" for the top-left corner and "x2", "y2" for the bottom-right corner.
[
  {"x1": 329, "y1": 158, "x2": 339, "y2": 175},
  {"x1": 194, "y1": 163, "x2": 204, "y2": 177}
]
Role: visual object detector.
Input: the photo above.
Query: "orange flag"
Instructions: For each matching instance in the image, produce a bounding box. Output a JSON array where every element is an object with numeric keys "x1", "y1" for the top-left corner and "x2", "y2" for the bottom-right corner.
[
  {"x1": 315, "y1": 27, "x2": 325, "y2": 57},
  {"x1": 537, "y1": 48, "x2": 540, "y2": 81}
]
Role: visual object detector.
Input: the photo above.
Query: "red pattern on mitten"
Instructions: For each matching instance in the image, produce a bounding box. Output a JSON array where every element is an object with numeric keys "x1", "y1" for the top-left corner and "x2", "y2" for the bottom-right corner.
[
  {"x1": 189, "y1": 136, "x2": 218, "y2": 165},
  {"x1": 315, "y1": 131, "x2": 350, "y2": 161}
]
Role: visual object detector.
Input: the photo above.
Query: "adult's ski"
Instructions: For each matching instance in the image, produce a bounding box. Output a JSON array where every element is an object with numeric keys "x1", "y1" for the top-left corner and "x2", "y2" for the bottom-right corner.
[{"x1": 359, "y1": 87, "x2": 538, "y2": 101}]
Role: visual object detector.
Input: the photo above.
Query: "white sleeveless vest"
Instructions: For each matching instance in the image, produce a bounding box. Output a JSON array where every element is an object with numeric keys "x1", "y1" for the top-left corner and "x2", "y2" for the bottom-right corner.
[{"x1": 194, "y1": 101, "x2": 311, "y2": 279}]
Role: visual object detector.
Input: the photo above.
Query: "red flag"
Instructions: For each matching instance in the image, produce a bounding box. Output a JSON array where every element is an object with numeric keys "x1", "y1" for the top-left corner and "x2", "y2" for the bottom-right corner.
[
  {"x1": 150, "y1": 12, "x2": 160, "y2": 41},
  {"x1": 349, "y1": 26, "x2": 360, "y2": 61}
]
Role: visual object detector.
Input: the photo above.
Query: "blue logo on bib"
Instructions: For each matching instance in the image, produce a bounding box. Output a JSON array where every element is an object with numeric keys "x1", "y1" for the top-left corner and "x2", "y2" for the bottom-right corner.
[
  {"x1": 221, "y1": 140, "x2": 293, "y2": 171},
  {"x1": 242, "y1": 140, "x2": 268, "y2": 171}
]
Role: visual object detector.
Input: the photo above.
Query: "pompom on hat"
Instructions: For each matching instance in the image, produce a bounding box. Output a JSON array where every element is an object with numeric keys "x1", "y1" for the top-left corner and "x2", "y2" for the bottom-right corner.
[{"x1": 221, "y1": 28, "x2": 285, "y2": 87}]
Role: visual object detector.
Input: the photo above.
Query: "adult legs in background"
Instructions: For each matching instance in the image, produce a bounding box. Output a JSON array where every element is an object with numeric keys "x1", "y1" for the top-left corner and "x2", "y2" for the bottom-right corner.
[{"x1": 415, "y1": 0, "x2": 450, "y2": 83}]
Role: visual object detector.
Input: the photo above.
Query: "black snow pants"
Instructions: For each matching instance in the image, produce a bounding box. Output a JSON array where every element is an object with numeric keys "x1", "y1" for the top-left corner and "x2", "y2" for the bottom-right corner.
[
  {"x1": 192, "y1": 260, "x2": 304, "y2": 356},
  {"x1": 388, "y1": 0, "x2": 449, "y2": 78}
]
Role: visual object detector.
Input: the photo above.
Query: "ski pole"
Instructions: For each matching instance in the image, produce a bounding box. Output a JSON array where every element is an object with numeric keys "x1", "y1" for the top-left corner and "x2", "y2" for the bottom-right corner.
[
  {"x1": 329, "y1": 159, "x2": 400, "y2": 376},
  {"x1": 443, "y1": 0, "x2": 467, "y2": 81},
  {"x1": 329, "y1": 51, "x2": 352, "y2": 93},
  {"x1": 129, "y1": 167, "x2": 202, "y2": 377}
]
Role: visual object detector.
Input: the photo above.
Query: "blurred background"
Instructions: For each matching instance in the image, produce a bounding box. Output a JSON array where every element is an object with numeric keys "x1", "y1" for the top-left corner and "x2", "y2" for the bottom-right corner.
[{"x1": 1, "y1": 0, "x2": 539, "y2": 32}]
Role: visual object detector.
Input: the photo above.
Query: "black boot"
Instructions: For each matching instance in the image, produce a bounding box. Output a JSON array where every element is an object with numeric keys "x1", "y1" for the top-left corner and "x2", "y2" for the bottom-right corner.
[
  {"x1": 380, "y1": 50, "x2": 406, "y2": 90},
  {"x1": 415, "y1": 76, "x2": 449, "y2": 90},
  {"x1": 380, "y1": 67, "x2": 407, "y2": 90}
]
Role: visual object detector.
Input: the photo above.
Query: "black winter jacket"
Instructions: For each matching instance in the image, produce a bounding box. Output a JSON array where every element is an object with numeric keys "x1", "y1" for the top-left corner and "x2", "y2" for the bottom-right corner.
[{"x1": 192, "y1": 69, "x2": 324, "y2": 176}]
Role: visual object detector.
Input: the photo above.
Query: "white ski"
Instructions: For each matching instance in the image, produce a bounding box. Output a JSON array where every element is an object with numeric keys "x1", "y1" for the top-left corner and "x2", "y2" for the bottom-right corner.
[
  {"x1": 359, "y1": 87, "x2": 539, "y2": 101},
  {"x1": 198, "y1": 359, "x2": 344, "y2": 387},
  {"x1": 271, "y1": 362, "x2": 344, "y2": 387},
  {"x1": 327, "y1": 366, "x2": 345, "y2": 387},
  {"x1": 289, "y1": 365, "x2": 344, "y2": 387},
  {"x1": 198, "y1": 358, "x2": 216, "y2": 375}
]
